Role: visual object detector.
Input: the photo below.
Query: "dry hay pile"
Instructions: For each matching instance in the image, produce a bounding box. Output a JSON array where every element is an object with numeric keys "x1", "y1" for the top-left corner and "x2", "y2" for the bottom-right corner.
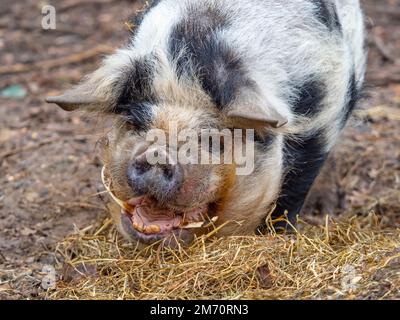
[{"x1": 44, "y1": 213, "x2": 400, "y2": 300}]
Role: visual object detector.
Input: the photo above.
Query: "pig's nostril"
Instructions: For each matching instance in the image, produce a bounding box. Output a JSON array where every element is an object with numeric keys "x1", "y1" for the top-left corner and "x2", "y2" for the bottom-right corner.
[
  {"x1": 133, "y1": 161, "x2": 152, "y2": 175},
  {"x1": 161, "y1": 165, "x2": 174, "y2": 181},
  {"x1": 127, "y1": 158, "x2": 183, "y2": 199}
]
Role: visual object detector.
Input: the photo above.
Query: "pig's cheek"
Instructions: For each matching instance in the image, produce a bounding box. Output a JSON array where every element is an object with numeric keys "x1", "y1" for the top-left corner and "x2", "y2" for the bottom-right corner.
[
  {"x1": 175, "y1": 182, "x2": 200, "y2": 205},
  {"x1": 173, "y1": 179, "x2": 211, "y2": 207}
]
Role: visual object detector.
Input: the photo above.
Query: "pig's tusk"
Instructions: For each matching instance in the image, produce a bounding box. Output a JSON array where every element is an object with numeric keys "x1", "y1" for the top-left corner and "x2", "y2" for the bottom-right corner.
[
  {"x1": 182, "y1": 216, "x2": 219, "y2": 229},
  {"x1": 101, "y1": 166, "x2": 131, "y2": 211}
]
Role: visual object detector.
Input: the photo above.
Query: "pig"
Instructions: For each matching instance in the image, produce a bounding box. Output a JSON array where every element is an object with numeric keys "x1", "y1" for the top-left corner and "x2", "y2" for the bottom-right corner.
[{"x1": 46, "y1": 0, "x2": 367, "y2": 247}]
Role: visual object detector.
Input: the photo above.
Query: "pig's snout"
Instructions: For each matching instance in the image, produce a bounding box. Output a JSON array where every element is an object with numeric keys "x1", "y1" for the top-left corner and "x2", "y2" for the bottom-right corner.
[{"x1": 126, "y1": 154, "x2": 183, "y2": 201}]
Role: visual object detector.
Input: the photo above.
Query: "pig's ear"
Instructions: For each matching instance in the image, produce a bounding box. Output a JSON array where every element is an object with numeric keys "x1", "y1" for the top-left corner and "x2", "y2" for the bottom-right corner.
[
  {"x1": 227, "y1": 103, "x2": 288, "y2": 129},
  {"x1": 45, "y1": 86, "x2": 101, "y2": 112}
]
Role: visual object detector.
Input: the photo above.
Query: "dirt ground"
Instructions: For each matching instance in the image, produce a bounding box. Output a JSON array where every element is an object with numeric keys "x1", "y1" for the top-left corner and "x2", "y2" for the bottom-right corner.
[{"x1": 0, "y1": 0, "x2": 399, "y2": 299}]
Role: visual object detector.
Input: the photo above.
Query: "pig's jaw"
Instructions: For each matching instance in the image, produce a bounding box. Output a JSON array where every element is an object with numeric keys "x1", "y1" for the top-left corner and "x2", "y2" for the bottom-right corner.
[
  {"x1": 102, "y1": 166, "x2": 217, "y2": 245},
  {"x1": 121, "y1": 196, "x2": 212, "y2": 244}
]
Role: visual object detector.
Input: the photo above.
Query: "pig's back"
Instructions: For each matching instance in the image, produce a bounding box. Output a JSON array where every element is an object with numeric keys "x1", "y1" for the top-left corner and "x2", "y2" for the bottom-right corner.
[
  {"x1": 135, "y1": 0, "x2": 365, "y2": 87},
  {"x1": 133, "y1": 0, "x2": 366, "y2": 141}
]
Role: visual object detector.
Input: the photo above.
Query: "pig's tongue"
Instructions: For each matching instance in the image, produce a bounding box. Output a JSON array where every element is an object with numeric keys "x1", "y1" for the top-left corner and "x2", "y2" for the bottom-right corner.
[
  {"x1": 130, "y1": 205, "x2": 183, "y2": 234},
  {"x1": 125, "y1": 197, "x2": 185, "y2": 234}
]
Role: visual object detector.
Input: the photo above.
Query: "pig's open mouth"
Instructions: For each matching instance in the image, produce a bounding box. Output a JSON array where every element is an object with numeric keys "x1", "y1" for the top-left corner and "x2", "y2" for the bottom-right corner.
[
  {"x1": 123, "y1": 196, "x2": 213, "y2": 234},
  {"x1": 101, "y1": 167, "x2": 218, "y2": 242}
]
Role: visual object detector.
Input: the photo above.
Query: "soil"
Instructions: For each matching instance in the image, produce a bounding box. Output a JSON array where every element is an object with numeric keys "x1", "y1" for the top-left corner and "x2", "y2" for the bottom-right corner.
[{"x1": 0, "y1": 0, "x2": 399, "y2": 299}]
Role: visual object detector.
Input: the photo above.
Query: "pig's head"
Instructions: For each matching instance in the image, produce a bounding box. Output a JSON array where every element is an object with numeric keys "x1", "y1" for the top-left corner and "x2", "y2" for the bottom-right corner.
[{"x1": 46, "y1": 44, "x2": 289, "y2": 247}]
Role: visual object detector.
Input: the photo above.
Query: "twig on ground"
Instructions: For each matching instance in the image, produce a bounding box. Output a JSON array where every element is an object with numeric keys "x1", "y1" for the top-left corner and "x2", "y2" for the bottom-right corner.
[
  {"x1": 57, "y1": 202, "x2": 105, "y2": 210},
  {"x1": 58, "y1": 0, "x2": 121, "y2": 13},
  {"x1": 0, "y1": 135, "x2": 89, "y2": 163},
  {"x1": 0, "y1": 21, "x2": 92, "y2": 37},
  {"x1": 0, "y1": 251, "x2": 7, "y2": 263},
  {"x1": 0, "y1": 138, "x2": 58, "y2": 163},
  {"x1": 0, "y1": 45, "x2": 114, "y2": 75}
]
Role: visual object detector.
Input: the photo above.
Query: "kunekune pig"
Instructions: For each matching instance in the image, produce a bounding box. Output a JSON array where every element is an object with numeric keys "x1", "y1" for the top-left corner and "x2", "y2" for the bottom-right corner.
[{"x1": 47, "y1": 0, "x2": 367, "y2": 247}]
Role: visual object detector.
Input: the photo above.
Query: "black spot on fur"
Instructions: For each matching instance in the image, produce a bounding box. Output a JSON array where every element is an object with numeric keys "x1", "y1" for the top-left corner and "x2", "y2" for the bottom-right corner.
[
  {"x1": 292, "y1": 79, "x2": 327, "y2": 116},
  {"x1": 117, "y1": 56, "x2": 156, "y2": 106},
  {"x1": 168, "y1": 5, "x2": 254, "y2": 109},
  {"x1": 115, "y1": 102, "x2": 153, "y2": 131},
  {"x1": 271, "y1": 131, "x2": 329, "y2": 230},
  {"x1": 313, "y1": 0, "x2": 342, "y2": 32},
  {"x1": 114, "y1": 56, "x2": 156, "y2": 130}
]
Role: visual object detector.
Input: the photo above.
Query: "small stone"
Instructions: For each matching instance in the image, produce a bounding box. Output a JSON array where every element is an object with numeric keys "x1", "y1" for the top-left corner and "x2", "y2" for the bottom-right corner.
[
  {"x1": 256, "y1": 264, "x2": 274, "y2": 289},
  {"x1": 21, "y1": 227, "x2": 37, "y2": 236},
  {"x1": 0, "y1": 85, "x2": 27, "y2": 100},
  {"x1": 25, "y1": 192, "x2": 38, "y2": 202}
]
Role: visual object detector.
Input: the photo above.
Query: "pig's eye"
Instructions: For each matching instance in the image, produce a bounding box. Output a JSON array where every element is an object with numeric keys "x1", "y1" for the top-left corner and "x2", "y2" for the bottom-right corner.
[{"x1": 114, "y1": 102, "x2": 153, "y2": 131}]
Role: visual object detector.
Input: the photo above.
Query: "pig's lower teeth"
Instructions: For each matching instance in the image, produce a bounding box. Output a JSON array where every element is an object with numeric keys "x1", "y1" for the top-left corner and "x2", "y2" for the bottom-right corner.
[
  {"x1": 181, "y1": 216, "x2": 219, "y2": 229},
  {"x1": 132, "y1": 222, "x2": 161, "y2": 234},
  {"x1": 132, "y1": 222, "x2": 143, "y2": 233},
  {"x1": 144, "y1": 225, "x2": 161, "y2": 234}
]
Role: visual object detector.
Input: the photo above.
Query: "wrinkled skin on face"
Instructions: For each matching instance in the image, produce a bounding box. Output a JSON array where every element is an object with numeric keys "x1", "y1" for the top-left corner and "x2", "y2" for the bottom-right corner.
[
  {"x1": 45, "y1": 56, "x2": 286, "y2": 249},
  {"x1": 98, "y1": 104, "x2": 252, "y2": 248}
]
